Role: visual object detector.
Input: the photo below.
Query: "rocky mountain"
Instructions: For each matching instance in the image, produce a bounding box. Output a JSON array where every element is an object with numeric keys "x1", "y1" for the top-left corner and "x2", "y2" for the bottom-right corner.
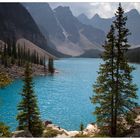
[
  {"x1": 24, "y1": 3, "x2": 65, "y2": 42},
  {"x1": 0, "y1": 3, "x2": 67, "y2": 58},
  {"x1": 78, "y1": 13, "x2": 112, "y2": 33},
  {"x1": 125, "y1": 9, "x2": 140, "y2": 45},
  {"x1": 77, "y1": 13, "x2": 91, "y2": 25},
  {"x1": 23, "y1": 3, "x2": 105, "y2": 57},
  {"x1": 78, "y1": 9, "x2": 140, "y2": 46},
  {"x1": 90, "y1": 14, "x2": 112, "y2": 33},
  {"x1": 1, "y1": 3, "x2": 139, "y2": 59}
]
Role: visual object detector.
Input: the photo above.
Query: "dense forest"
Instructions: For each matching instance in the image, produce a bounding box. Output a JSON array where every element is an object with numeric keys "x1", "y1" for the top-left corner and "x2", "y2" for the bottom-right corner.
[{"x1": 0, "y1": 39, "x2": 46, "y2": 68}]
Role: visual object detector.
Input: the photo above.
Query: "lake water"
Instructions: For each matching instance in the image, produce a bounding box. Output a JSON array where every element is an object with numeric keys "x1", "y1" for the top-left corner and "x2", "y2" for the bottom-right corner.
[{"x1": 0, "y1": 58, "x2": 140, "y2": 131}]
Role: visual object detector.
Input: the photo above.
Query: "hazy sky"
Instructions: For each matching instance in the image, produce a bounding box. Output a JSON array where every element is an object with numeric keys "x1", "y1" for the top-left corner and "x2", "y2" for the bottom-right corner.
[{"x1": 49, "y1": 2, "x2": 140, "y2": 18}]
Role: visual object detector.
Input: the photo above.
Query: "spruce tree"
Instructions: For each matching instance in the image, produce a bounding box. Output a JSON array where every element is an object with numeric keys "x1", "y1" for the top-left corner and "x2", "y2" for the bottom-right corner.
[
  {"x1": 48, "y1": 58, "x2": 54, "y2": 73},
  {"x1": 11, "y1": 38, "x2": 17, "y2": 64},
  {"x1": 80, "y1": 123, "x2": 84, "y2": 132},
  {"x1": 7, "y1": 39, "x2": 12, "y2": 57},
  {"x1": 91, "y1": 3, "x2": 138, "y2": 137},
  {"x1": 91, "y1": 25, "x2": 117, "y2": 136},
  {"x1": 113, "y1": 3, "x2": 138, "y2": 136},
  {"x1": 17, "y1": 44, "x2": 21, "y2": 66},
  {"x1": 17, "y1": 63, "x2": 43, "y2": 137}
]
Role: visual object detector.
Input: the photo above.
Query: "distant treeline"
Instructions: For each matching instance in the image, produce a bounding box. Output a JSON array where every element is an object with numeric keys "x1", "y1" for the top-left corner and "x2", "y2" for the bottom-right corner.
[{"x1": 0, "y1": 39, "x2": 46, "y2": 68}]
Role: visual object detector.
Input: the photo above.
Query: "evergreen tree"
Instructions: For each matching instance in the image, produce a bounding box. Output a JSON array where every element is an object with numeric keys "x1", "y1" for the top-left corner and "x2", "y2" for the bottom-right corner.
[
  {"x1": 80, "y1": 123, "x2": 84, "y2": 132},
  {"x1": 11, "y1": 38, "x2": 17, "y2": 64},
  {"x1": 91, "y1": 25, "x2": 116, "y2": 136},
  {"x1": 7, "y1": 39, "x2": 12, "y2": 57},
  {"x1": 48, "y1": 58, "x2": 54, "y2": 73},
  {"x1": 0, "y1": 38, "x2": 46, "y2": 67},
  {"x1": 43, "y1": 56, "x2": 46, "y2": 72},
  {"x1": 17, "y1": 44, "x2": 21, "y2": 66},
  {"x1": 2, "y1": 44, "x2": 8, "y2": 67},
  {"x1": 27, "y1": 49, "x2": 31, "y2": 63},
  {"x1": 17, "y1": 63, "x2": 43, "y2": 137},
  {"x1": 91, "y1": 3, "x2": 138, "y2": 137},
  {"x1": 113, "y1": 3, "x2": 138, "y2": 136}
]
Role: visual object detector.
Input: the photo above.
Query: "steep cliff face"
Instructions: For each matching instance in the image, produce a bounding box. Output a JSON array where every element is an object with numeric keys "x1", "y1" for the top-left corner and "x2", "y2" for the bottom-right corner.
[
  {"x1": 24, "y1": 3, "x2": 105, "y2": 56},
  {"x1": 0, "y1": 3, "x2": 67, "y2": 57},
  {"x1": 24, "y1": 3, "x2": 65, "y2": 41}
]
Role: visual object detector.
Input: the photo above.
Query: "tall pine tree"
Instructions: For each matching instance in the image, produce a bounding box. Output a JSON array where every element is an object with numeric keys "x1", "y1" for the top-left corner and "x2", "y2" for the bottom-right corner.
[
  {"x1": 91, "y1": 25, "x2": 117, "y2": 136},
  {"x1": 17, "y1": 63, "x2": 43, "y2": 137},
  {"x1": 91, "y1": 3, "x2": 138, "y2": 137},
  {"x1": 48, "y1": 58, "x2": 54, "y2": 73},
  {"x1": 113, "y1": 3, "x2": 138, "y2": 136}
]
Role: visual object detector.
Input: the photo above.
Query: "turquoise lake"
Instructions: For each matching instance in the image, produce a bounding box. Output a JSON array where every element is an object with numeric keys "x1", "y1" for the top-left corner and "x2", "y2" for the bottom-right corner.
[{"x1": 0, "y1": 58, "x2": 140, "y2": 131}]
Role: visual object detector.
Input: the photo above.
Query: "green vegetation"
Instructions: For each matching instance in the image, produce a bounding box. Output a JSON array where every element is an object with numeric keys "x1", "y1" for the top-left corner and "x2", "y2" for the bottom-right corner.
[
  {"x1": 92, "y1": 133, "x2": 109, "y2": 138},
  {"x1": 74, "y1": 133, "x2": 90, "y2": 138},
  {"x1": 0, "y1": 122, "x2": 11, "y2": 137},
  {"x1": 80, "y1": 123, "x2": 84, "y2": 131},
  {"x1": 43, "y1": 127, "x2": 62, "y2": 137},
  {"x1": 91, "y1": 3, "x2": 138, "y2": 137},
  {"x1": 48, "y1": 58, "x2": 54, "y2": 73},
  {"x1": 16, "y1": 63, "x2": 44, "y2": 137},
  {"x1": 0, "y1": 71, "x2": 11, "y2": 88},
  {"x1": 0, "y1": 72, "x2": 11, "y2": 137},
  {"x1": 125, "y1": 111, "x2": 137, "y2": 126},
  {"x1": 0, "y1": 39, "x2": 46, "y2": 68}
]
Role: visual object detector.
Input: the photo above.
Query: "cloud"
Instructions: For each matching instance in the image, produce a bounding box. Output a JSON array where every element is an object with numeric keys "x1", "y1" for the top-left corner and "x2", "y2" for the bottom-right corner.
[
  {"x1": 49, "y1": 2, "x2": 92, "y2": 17},
  {"x1": 89, "y1": 3, "x2": 117, "y2": 18},
  {"x1": 49, "y1": 2, "x2": 140, "y2": 19}
]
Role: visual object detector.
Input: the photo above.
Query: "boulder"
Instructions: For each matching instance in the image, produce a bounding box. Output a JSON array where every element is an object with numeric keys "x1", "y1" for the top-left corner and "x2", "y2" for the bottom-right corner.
[
  {"x1": 44, "y1": 120, "x2": 52, "y2": 127},
  {"x1": 135, "y1": 115, "x2": 140, "y2": 124},
  {"x1": 12, "y1": 130, "x2": 32, "y2": 137},
  {"x1": 83, "y1": 123, "x2": 99, "y2": 136},
  {"x1": 44, "y1": 124, "x2": 69, "y2": 138},
  {"x1": 67, "y1": 131, "x2": 79, "y2": 137}
]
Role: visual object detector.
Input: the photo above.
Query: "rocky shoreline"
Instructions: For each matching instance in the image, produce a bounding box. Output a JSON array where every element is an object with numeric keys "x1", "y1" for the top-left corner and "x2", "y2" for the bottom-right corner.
[
  {"x1": 44, "y1": 123, "x2": 99, "y2": 138},
  {"x1": 11, "y1": 115, "x2": 140, "y2": 138},
  {"x1": 12, "y1": 122, "x2": 99, "y2": 138},
  {"x1": 0, "y1": 64, "x2": 48, "y2": 79}
]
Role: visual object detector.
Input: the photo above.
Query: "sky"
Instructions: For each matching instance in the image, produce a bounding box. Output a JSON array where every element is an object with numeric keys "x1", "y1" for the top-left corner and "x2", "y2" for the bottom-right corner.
[{"x1": 49, "y1": 2, "x2": 140, "y2": 18}]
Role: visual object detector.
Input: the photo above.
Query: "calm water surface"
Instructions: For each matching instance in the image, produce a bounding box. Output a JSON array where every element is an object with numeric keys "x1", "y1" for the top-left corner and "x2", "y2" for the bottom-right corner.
[{"x1": 0, "y1": 58, "x2": 140, "y2": 131}]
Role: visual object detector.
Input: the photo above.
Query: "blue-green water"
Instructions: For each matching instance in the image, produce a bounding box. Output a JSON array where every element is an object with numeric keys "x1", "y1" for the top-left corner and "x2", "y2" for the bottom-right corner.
[{"x1": 0, "y1": 58, "x2": 140, "y2": 131}]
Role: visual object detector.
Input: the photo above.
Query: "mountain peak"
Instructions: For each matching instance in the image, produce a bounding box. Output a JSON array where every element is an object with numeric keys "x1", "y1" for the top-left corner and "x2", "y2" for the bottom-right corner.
[
  {"x1": 54, "y1": 6, "x2": 71, "y2": 13},
  {"x1": 23, "y1": 3, "x2": 52, "y2": 11},
  {"x1": 78, "y1": 13, "x2": 88, "y2": 18},
  {"x1": 77, "y1": 13, "x2": 89, "y2": 21},
  {"x1": 91, "y1": 13, "x2": 100, "y2": 20},
  {"x1": 54, "y1": 6, "x2": 74, "y2": 19},
  {"x1": 127, "y1": 9, "x2": 139, "y2": 16}
]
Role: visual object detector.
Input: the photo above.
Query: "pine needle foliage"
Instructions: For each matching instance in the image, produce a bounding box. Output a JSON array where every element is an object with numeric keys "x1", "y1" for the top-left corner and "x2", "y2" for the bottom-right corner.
[
  {"x1": 17, "y1": 63, "x2": 44, "y2": 137},
  {"x1": 91, "y1": 3, "x2": 138, "y2": 137}
]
